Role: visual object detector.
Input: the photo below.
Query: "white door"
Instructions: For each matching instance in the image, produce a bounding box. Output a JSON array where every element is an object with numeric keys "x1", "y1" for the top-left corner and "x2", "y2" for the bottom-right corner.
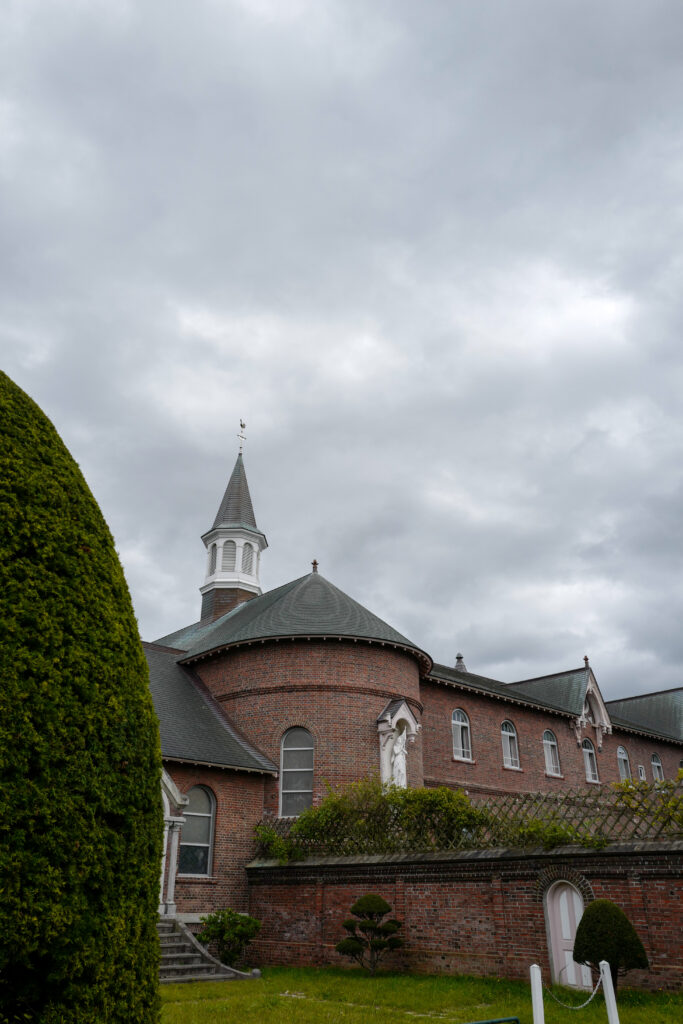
[{"x1": 546, "y1": 882, "x2": 592, "y2": 989}]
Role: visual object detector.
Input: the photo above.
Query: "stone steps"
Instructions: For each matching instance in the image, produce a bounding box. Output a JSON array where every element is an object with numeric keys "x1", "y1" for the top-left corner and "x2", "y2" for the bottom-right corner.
[{"x1": 157, "y1": 918, "x2": 260, "y2": 984}]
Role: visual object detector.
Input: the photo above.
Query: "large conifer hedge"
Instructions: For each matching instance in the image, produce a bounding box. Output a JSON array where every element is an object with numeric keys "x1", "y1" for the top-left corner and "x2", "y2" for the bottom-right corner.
[{"x1": 0, "y1": 372, "x2": 163, "y2": 1023}]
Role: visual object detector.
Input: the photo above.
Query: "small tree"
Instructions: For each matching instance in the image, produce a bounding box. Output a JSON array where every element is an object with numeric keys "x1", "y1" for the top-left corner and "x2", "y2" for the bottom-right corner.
[
  {"x1": 335, "y1": 894, "x2": 403, "y2": 973},
  {"x1": 198, "y1": 910, "x2": 261, "y2": 967},
  {"x1": 573, "y1": 899, "x2": 648, "y2": 992}
]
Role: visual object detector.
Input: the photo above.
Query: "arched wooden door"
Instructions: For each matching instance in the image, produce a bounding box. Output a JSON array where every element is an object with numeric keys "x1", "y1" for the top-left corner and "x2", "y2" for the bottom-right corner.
[{"x1": 545, "y1": 882, "x2": 592, "y2": 989}]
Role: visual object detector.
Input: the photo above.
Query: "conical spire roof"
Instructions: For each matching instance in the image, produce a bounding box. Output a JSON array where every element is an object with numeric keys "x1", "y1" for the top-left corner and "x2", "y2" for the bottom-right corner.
[{"x1": 211, "y1": 453, "x2": 260, "y2": 531}]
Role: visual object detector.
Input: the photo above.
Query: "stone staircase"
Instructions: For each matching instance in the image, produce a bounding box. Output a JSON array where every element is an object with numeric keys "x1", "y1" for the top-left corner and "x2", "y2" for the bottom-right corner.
[{"x1": 158, "y1": 918, "x2": 259, "y2": 984}]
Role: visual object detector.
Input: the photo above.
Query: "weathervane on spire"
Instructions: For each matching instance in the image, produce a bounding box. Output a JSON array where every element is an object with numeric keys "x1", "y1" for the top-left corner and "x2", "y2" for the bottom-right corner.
[{"x1": 238, "y1": 420, "x2": 246, "y2": 453}]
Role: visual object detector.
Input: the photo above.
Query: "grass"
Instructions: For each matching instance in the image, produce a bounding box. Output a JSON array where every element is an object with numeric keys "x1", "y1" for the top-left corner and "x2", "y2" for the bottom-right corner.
[{"x1": 161, "y1": 967, "x2": 683, "y2": 1023}]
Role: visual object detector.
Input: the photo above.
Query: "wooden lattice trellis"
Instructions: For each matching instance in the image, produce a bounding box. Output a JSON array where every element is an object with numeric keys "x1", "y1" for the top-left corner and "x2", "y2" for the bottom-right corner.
[{"x1": 255, "y1": 779, "x2": 683, "y2": 859}]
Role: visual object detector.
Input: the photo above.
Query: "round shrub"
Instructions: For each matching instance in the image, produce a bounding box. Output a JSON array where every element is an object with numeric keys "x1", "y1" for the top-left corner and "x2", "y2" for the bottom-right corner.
[
  {"x1": 573, "y1": 899, "x2": 648, "y2": 991},
  {"x1": 0, "y1": 372, "x2": 163, "y2": 1023},
  {"x1": 198, "y1": 909, "x2": 261, "y2": 967}
]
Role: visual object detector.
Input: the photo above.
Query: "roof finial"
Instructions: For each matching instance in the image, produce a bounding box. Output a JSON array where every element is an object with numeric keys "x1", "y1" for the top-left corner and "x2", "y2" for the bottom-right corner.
[
  {"x1": 584, "y1": 654, "x2": 589, "y2": 668},
  {"x1": 455, "y1": 652, "x2": 467, "y2": 672},
  {"x1": 311, "y1": 559, "x2": 318, "y2": 573},
  {"x1": 237, "y1": 419, "x2": 246, "y2": 453}
]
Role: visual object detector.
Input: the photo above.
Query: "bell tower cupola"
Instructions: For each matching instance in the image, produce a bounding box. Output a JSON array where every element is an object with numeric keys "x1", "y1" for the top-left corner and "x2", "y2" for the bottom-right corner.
[{"x1": 199, "y1": 432, "x2": 267, "y2": 621}]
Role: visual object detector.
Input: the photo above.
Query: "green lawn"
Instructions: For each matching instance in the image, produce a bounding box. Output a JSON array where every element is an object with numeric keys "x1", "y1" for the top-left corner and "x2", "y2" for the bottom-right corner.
[{"x1": 161, "y1": 967, "x2": 682, "y2": 1024}]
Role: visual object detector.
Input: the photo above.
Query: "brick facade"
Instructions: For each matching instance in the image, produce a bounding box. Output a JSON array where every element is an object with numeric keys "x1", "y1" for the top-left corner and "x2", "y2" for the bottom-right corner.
[
  {"x1": 247, "y1": 843, "x2": 683, "y2": 991},
  {"x1": 421, "y1": 680, "x2": 682, "y2": 795}
]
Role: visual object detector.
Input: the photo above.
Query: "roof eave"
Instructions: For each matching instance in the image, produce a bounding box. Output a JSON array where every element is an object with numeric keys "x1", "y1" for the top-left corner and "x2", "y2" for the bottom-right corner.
[{"x1": 163, "y1": 755, "x2": 277, "y2": 775}]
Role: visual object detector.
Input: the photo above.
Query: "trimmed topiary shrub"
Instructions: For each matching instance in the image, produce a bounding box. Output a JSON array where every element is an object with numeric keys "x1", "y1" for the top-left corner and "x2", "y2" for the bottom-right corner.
[
  {"x1": 0, "y1": 372, "x2": 163, "y2": 1023},
  {"x1": 573, "y1": 899, "x2": 648, "y2": 992},
  {"x1": 198, "y1": 909, "x2": 261, "y2": 967},
  {"x1": 335, "y1": 894, "x2": 403, "y2": 973}
]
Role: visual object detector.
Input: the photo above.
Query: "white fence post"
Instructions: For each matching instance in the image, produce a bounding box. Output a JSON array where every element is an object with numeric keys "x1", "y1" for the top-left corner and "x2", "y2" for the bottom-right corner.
[
  {"x1": 600, "y1": 961, "x2": 620, "y2": 1024},
  {"x1": 529, "y1": 963, "x2": 545, "y2": 1024}
]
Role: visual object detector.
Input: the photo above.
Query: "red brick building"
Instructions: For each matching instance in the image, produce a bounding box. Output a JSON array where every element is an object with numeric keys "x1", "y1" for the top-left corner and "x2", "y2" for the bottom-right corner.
[{"x1": 147, "y1": 453, "x2": 683, "y2": 988}]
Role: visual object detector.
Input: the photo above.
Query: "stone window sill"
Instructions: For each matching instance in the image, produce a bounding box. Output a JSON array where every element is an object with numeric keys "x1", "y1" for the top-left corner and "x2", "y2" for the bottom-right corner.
[
  {"x1": 177, "y1": 875, "x2": 218, "y2": 884},
  {"x1": 452, "y1": 756, "x2": 476, "y2": 764},
  {"x1": 545, "y1": 772, "x2": 564, "y2": 779},
  {"x1": 502, "y1": 764, "x2": 523, "y2": 772}
]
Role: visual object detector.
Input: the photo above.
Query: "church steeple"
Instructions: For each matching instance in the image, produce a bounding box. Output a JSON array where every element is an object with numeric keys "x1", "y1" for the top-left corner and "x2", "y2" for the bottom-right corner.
[{"x1": 199, "y1": 451, "x2": 268, "y2": 622}]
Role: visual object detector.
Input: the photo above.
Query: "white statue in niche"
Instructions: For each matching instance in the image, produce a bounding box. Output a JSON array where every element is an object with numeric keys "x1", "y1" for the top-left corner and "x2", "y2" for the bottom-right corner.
[{"x1": 390, "y1": 728, "x2": 407, "y2": 787}]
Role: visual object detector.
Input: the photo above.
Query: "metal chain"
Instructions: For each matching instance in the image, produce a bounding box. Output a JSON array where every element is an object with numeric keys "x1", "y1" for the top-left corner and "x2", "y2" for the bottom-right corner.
[{"x1": 543, "y1": 973, "x2": 602, "y2": 1010}]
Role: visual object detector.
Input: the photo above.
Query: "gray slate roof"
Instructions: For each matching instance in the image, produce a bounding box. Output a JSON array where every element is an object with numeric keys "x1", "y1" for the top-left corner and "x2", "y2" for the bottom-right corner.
[
  {"x1": 507, "y1": 668, "x2": 590, "y2": 716},
  {"x1": 606, "y1": 689, "x2": 683, "y2": 744},
  {"x1": 179, "y1": 571, "x2": 430, "y2": 667},
  {"x1": 428, "y1": 663, "x2": 579, "y2": 717},
  {"x1": 144, "y1": 642, "x2": 276, "y2": 773},
  {"x1": 210, "y1": 453, "x2": 262, "y2": 533}
]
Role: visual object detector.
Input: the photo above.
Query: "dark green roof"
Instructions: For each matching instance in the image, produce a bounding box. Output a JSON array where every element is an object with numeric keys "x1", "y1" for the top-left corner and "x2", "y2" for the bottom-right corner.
[
  {"x1": 179, "y1": 572, "x2": 430, "y2": 667},
  {"x1": 606, "y1": 689, "x2": 683, "y2": 744},
  {"x1": 210, "y1": 453, "x2": 261, "y2": 532},
  {"x1": 428, "y1": 663, "x2": 578, "y2": 717},
  {"x1": 507, "y1": 668, "x2": 590, "y2": 716},
  {"x1": 144, "y1": 642, "x2": 276, "y2": 773},
  {"x1": 154, "y1": 616, "x2": 222, "y2": 652}
]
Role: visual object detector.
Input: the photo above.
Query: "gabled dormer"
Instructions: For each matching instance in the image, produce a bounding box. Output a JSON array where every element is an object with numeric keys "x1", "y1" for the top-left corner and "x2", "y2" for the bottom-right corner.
[{"x1": 199, "y1": 453, "x2": 268, "y2": 621}]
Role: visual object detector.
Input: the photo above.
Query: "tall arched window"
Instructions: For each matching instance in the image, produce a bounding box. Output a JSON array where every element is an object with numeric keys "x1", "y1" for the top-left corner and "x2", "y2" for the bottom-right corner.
[
  {"x1": 178, "y1": 786, "x2": 215, "y2": 876},
  {"x1": 501, "y1": 721, "x2": 520, "y2": 769},
  {"x1": 651, "y1": 753, "x2": 664, "y2": 781},
  {"x1": 617, "y1": 746, "x2": 631, "y2": 781},
  {"x1": 241, "y1": 543, "x2": 254, "y2": 574},
  {"x1": 222, "y1": 540, "x2": 236, "y2": 570},
  {"x1": 543, "y1": 730, "x2": 561, "y2": 776},
  {"x1": 280, "y1": 728, "x2": 314, "y2": 817},
  {"x1": 452, "y1": 709, "x2": 472, "y2": 761},
  {"x1": 582, "y1": 739, "x2": 599, "y2": 783}
]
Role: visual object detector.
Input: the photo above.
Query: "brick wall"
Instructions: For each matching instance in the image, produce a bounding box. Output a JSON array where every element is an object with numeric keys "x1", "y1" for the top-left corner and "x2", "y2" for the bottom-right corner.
[
  {"x1": 193, "y1": 639, "x2": 424, "y2": 807},
  {"x1": 166, "y1": 762, "x2": 265, "y2": 917},
  {"x1": 421, "y1": 680, "x2": 682, "y2": 795},
  {"x1": 247, "y1": 843, "x2": 683, "y2": 991}
]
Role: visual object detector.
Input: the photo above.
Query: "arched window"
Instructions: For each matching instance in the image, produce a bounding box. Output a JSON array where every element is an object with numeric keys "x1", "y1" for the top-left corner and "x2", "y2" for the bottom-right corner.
[
  {"x1": 222, "y1": 540, "x2": 236, "y2": 570},
  {"x1": 543, "y1": 730, "x2": 561, "y2": 776},
  {"x1": 178, "y1": 786, "x2": 215, "y2": 876},
  {"x1": 617, "y1": 746, "x2": 631, "y2": 781},
  {"x1": 501, "y1": 721, "x2": 520, "y2": 769},
  {"x1": 452, "y1": 710, "x2": 472, "y2": 761},
  {"x1": 637, "y1": 764, "x2": 646, "y2": 781},
  {"x1": 582, "y1": 739, "x2": 599, "y2": 783},
  {"x1": 280, "y1": 728, "x2": 314, "y2": 817},
  {"x1": 651, "y1": 753, "x2": 664, "y2": 781},
  {"x1": 241, "y1": 543, "x2": 254, "y2": 574},
  {"x1": 209, "y1": 543, "x2": 217, "y2": 575}
]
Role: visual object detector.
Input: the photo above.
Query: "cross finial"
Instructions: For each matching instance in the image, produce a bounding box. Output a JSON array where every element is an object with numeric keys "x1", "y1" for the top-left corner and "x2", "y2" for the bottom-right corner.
[
  {"x1": 238, "y1": 419, "x2": 246, "y2": 453},
  {"x1": 311, "y1": 559, "x2": 318, "y2": 573},
  {"x1": 584, "y1": 654, "x2": 589, "y2": 668}
]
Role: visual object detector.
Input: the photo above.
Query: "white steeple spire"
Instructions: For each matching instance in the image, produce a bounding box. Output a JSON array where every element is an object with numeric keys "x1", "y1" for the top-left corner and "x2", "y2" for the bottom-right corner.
[{"x1": 199, "y1": 444, "x2": 268, "y2": 621}]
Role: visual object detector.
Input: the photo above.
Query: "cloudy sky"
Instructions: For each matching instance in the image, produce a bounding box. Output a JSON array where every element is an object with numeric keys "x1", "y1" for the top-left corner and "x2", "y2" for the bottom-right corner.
[{"x1": 3, "y1": 1, "x2": 683, "y2": 699}]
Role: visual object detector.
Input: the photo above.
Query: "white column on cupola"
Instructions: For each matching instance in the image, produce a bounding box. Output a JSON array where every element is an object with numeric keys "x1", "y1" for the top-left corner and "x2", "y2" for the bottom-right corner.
[{"x1": 199, "y1": 422, "x2": 268, "y2": 621}]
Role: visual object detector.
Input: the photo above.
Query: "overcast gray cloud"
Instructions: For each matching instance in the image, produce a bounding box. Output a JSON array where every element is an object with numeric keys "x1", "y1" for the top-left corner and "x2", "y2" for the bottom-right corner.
[{"x1": 3, "y1": 0, "x2": 683, "y2": 698}]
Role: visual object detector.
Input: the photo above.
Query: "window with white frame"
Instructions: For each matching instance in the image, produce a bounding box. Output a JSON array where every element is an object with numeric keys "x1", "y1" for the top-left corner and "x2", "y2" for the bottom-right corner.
[
  {"x1": 582, "y1": 739, "x2": 599, "y2": 783},
  {"x1": 638, "y1": 764, "x2": 646, "y2": 781},
  {"x1": 241, "y1": 542, "x2": 254, "y2": 573},
  {"x1": 651, "y1": 753, "x2": 664, "y2": 781},
  {"x1": 222, "y1": 540, "x2": 236, "y2": 570},
  {"x1": 542, "y1": 730, "x2": 561, "y2": 776},
  {"x1": 501, "y1": 720, "x2": 520, "y2": 769},
  {"x1": 452, "y1": 709, "x2": 472, "y2": 761},
  {"x1": 178, "y1": 786, "x2": 215, "y2": 875},
  {"x1": 280, "y1": 727, "x2": 314, "y2": 816},
  {"x1": 617, "y1": 746, "x2": 631, "y2": 781}
]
